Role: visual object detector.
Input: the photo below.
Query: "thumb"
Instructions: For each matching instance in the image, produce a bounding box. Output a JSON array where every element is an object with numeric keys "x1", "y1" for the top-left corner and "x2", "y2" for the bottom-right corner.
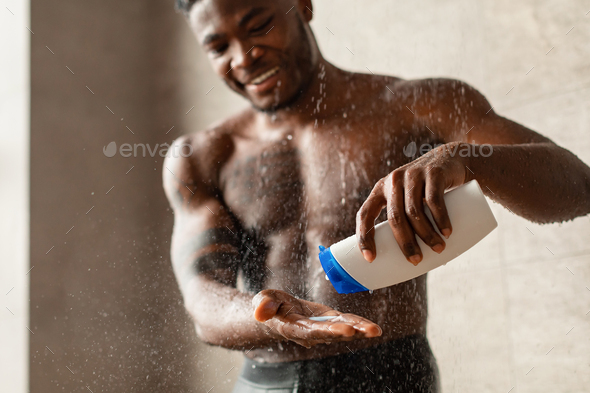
[{"x1": 252, "y1": 291, "x2": 282, "y2": 322}]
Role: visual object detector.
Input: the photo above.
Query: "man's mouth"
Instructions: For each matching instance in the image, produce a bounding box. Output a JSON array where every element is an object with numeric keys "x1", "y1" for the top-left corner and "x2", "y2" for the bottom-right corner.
[{"x1": 247, "y1": 66, "x2": 281, "y2": 86}]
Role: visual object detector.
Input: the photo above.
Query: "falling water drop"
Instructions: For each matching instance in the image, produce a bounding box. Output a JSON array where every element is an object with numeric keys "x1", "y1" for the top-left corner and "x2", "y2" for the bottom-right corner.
[
  {"x1": 325, "y1": 274, "x2": 330, "y2": 281},
  {"x1": 369, "y1": 290, "x2": 374, "y2": 295}
]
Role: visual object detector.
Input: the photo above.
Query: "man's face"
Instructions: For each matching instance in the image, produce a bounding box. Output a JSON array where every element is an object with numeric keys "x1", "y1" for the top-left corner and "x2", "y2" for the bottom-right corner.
[{"x1": 188, "y1": 0, "x2": 316, "y2": 111}]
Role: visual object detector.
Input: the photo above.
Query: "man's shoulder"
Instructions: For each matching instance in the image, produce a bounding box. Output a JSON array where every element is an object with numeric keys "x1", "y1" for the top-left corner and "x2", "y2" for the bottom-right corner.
[
  {"x1": 174, "y1": 108, "x2": 256, "y2": 160},
  {"x1": 393, "y1": 77, "x2": 467, "y2": 95},
  {"x1": 391, "y1": 77, "x2": 489, "y2": 117},
  {"x1": 163, "y1": 108, "x2": 256, "y2": 195},
  {"x1": 180, "y1": 108, "x2": 256, "y2": 152},
  {"x1": 352, "y1": 73, "x2": 476, "y2": 105},
  {"x1": 396, "y1": 77, "x2": 487, "y2": 103},
  {"x1": 351, "y1": 71, "x2": 403, "y2": 94}
]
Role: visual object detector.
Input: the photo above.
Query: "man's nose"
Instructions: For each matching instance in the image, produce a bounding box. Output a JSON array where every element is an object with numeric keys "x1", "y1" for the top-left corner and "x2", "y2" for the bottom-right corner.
[{"x1": 230, "y1": 44, "x2": 264, "y2": 70}]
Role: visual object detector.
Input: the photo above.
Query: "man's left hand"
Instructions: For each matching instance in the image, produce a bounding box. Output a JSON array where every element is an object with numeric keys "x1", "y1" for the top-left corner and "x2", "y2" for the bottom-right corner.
[{"x1": 356, "y1": 141, "x2": 469, "y2": 265}]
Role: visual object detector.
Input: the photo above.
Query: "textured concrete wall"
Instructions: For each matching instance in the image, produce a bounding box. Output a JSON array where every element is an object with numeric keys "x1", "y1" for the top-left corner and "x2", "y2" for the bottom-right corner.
[
  {"x1": 179, "y1": 1, "x2": 590, "y2": 392},
  {"x1": 29, "y1": 1, "x2": 201, "y2": 392}
]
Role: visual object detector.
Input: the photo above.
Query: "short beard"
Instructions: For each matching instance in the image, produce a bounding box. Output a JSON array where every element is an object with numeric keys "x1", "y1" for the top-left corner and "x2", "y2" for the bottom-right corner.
[
  {"x1": 252, "y1": 86, "x2": 306, "y2": 114},
  {"x1": 251, "y1": 16, "x2": 316, "y2": 114}
]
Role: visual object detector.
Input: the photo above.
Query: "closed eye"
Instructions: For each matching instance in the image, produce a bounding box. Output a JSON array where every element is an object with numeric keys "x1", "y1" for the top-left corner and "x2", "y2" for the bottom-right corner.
[
  {"x1": 250, "y1": 16, "x2": 274, "y2": 34},
  {"x1": 210, "y1": 43, "x2": 229, "y2": 56}
]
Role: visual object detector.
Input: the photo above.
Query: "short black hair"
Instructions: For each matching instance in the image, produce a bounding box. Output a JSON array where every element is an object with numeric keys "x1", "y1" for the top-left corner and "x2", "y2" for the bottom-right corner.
[{"x1": 175, "y1": 0, "x2": 198, "y2": 14}]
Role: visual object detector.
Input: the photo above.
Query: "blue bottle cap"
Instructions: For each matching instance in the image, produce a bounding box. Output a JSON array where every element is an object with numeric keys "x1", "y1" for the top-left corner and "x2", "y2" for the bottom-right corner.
[{"x1": 318, "y1": 245, "x2": 369, "y2": 294}]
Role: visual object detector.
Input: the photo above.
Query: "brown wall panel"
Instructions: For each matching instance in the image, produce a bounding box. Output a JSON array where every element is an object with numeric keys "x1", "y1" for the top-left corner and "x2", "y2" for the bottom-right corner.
[{"x1": 30, "y1": 1, "x2": 200, "y2": 391}]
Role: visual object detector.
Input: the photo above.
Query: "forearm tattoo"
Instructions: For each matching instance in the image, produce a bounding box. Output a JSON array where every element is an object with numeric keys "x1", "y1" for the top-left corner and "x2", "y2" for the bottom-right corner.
[
  {"x1": 176, "y1": 227, "x2": 242, "y2": 276},
  {"x1": 193, "y1": 251, "x2": 240, "y2": 274}
]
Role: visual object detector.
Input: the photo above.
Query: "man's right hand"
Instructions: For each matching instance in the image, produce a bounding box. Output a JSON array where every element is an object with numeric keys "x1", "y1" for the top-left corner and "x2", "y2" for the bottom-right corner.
[{"x1": 252, "y1": 289, "x2": 382, "y2": 348}]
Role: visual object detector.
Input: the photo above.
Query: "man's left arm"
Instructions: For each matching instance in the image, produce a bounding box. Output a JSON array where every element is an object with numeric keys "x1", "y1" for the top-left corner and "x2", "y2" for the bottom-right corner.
[
  {"x1": 430, "y1": 78, "x2": 590, "y2": 224},
  {"x1": 356, "y1": 78, "x2": 590, "y2": 264}
]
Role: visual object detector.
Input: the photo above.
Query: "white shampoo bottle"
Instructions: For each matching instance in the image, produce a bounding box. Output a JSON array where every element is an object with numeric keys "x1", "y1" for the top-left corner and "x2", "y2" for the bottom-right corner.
[{"x1": 318, "y1": 180, "x2": 498, "y2": 294}]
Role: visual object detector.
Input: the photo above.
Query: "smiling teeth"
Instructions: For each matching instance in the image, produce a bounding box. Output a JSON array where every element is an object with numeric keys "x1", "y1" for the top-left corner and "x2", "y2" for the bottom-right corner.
[{"x1": 250, "y1": 66, "x2": 280, "y2": 85}]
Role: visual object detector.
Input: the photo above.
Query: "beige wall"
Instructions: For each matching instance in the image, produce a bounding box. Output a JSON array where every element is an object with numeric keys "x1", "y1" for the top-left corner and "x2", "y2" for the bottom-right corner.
[
  {"x1": 180, "y1": 1, "x2": 590, "y2": 392},
  {"x1": 1, "y1": 0, "x2": 30, "y2": 391}
]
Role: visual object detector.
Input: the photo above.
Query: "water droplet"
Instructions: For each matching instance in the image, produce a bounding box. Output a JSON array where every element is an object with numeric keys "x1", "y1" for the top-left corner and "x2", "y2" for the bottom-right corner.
[
  {"x1": 325, "y1": 274, "x2": 330, "y2": 281},
  {"x1": 287, "y1": 134, "x2": 292, "y2": 140},
  {"x1": 369, "y1": 290, "x2": 374, "y2": 294}
]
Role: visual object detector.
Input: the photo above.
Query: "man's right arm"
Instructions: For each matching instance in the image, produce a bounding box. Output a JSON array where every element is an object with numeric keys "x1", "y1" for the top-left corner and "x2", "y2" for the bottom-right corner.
[{"x1": 163, "y1": 136, "x2": 282, "y2": 350}]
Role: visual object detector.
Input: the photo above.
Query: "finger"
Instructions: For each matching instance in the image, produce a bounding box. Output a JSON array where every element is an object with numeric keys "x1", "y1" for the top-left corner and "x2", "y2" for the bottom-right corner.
[
  {"x1": 252, "y1": 290, "x2": 282, "y2": 322},
  {"x1": 288, "y1": 319, "x2": 379, "y2": 346},
  {"x1": 404, "y1": 174, "x2": 445, "y2": 255},
  {"x1": 336, "y1": 314, "x2": 382, "y2": 337},
  {"x1": 294, "y1": 316, "x2": 356, "y2": 338},
  {"x1": 424, "y1": 170, "x2": 452, "y2": 238},
  {"x1": 353, "y1": 321, "x2": 382, "y2": 337},
  {"x1": 321, "y1": 322, "x2": 356, "y2": 337},
  {"x1": 278, "y1": 318, "x2": 345, "y2": 344},
  {"x1": 356, "y1": 178, "x2": 387, "y2": 262},
  {"x1": 386, "y1": 177, "x2": 422, "y2": 265}
]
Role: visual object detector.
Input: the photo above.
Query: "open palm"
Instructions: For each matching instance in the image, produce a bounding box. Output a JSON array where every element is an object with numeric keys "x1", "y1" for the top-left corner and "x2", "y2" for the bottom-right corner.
[{"x1": 252, "y1": 289, "x2": 382, "y2": 348}]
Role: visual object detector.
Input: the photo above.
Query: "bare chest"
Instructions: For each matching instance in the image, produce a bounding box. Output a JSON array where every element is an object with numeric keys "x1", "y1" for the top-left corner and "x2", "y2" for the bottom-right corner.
[
  {"x1": 219, "y1": 122, "x2": 431, "y2": 239},
  {"x1": 220, "y1": 138, "x2": 304, "y2": 235}
]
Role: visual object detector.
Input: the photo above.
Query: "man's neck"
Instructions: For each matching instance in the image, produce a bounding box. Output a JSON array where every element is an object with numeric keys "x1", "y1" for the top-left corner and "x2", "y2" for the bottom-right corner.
[{"x1": 257, "y1": 59, "x2": 349, "y2": 126}]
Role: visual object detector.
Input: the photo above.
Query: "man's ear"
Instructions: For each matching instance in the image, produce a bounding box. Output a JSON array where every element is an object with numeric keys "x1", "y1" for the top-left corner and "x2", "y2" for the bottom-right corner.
[{"x1": 297, "y1": 0, "x2": 313, "y2": 23}]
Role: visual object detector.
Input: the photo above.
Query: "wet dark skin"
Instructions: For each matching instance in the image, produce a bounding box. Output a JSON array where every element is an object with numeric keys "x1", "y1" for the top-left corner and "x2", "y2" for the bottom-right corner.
[{"x1": 163, "y1": 0, "x2": 590, "y2": 362}]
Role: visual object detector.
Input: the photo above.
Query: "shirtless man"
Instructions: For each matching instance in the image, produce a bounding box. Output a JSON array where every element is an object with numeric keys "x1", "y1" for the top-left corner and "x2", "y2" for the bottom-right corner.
[{"x1": 163, "y1": 0, "x2": 590, "y2": 391}]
